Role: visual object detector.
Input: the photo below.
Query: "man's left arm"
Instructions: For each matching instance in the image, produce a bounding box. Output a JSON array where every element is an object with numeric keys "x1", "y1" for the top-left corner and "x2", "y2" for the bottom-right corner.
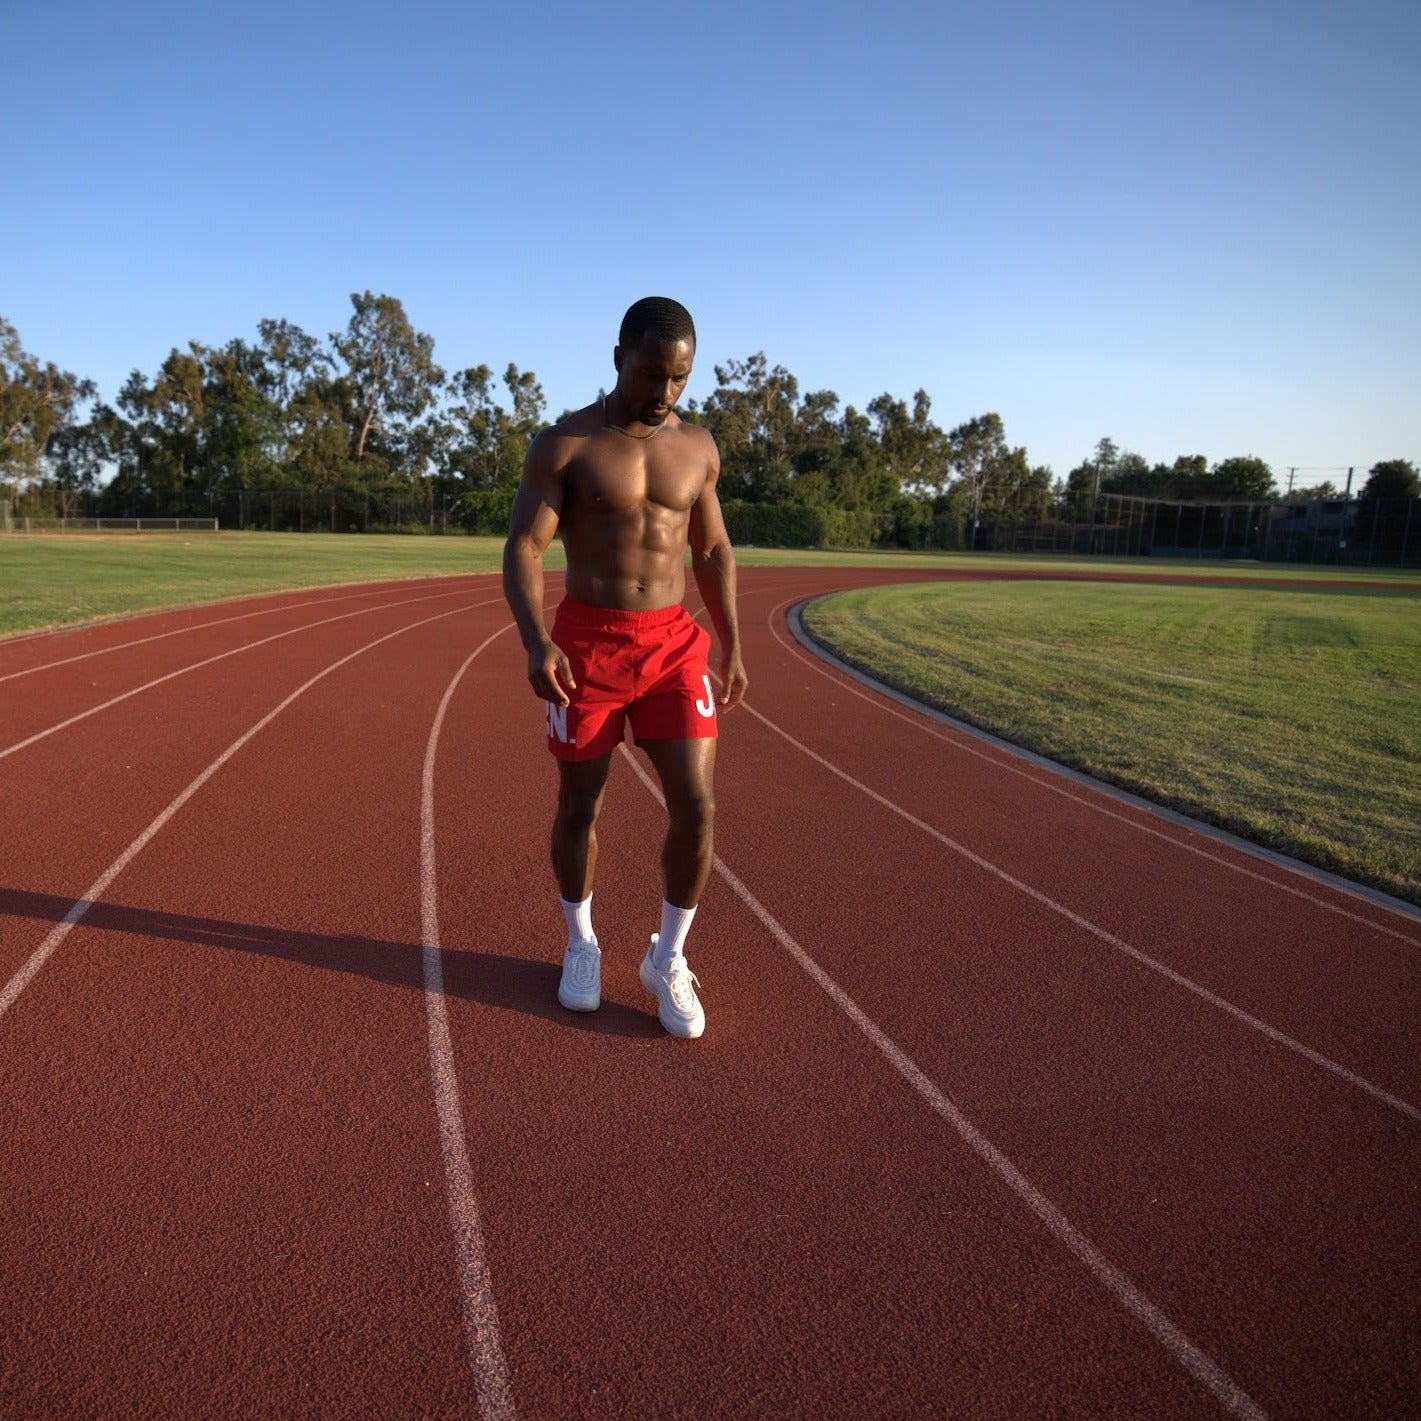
[{"x1": 688, "y1": 433, "x2": 749, "y2": 711}]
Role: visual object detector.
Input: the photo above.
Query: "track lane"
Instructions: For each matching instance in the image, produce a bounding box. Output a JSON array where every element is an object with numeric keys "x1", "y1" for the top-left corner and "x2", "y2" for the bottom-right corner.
[
  {"x1": 682, "y1": 574, "x2": 1420, "y2": 1417},
  {"x1": 428, "y1": 631, "x2": 1230, "y2": 1417},
  {"x1": 783, "y1": 603, "x2": 1419, "y2": 944},
  {"x1": 0, "y1": 582, "x2": 413, "y2": 683},
  {"x1": 0, "y1": 588, "x2": 505, "y2": 997},
  {"x1": 2, "y1": 565, "x2": 1418, "y2": 1417},
  {"x1": 734, "y1": 660, "x2": 1421, "y2": 1121},
  {"x1": 0, "y1": 576, "x2": 501, "y2": 682},
  {"x1": 749, "y1": 594, "x2": 1421, "y2": 1108},
  {"x1": 0, "y1": 596, "x2": 517, "y2": 1417},
  {"x1": 0, "y1": 582, "x2": 490, "y2": 752}
]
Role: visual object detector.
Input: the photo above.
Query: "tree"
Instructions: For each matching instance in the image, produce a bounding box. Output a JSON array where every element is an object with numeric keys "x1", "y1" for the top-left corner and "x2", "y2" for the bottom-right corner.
[
  {"x1": 784, "y1": 387, "x2": 841, "y2": 503},
  {"x1": 114, "y1": 348, "x2": 211, "y2": 510},
  {"x1": 1354, "y1": 460, "x2": 1420, "y2": 559},
  {"x1": 0, "y1": 317, "x2": 96, "y2": 496},
  {"x1": 947, "y1": 413, "x2": 1011, "y2": 547},
  {"x1": 693, "y1": 353, "x2": 799, "y2": 502},
  {"x1": 285, "y1": 370, "x2": 359, "y2": 489},
  {"x1": 256, "y1": 318, "x2": 328, "y2": 412},
  {"x1": 1065, "y1": 438, "x2": 1110, "y2": 521},
  {"x1": 1211, "y1": 456, "x2": 1275, "y2": 499},
  {"x1": 1110, "y1": 452, "x2": 1154, "y2": 494},
  {"x1": 331, "y1": 292, "x2": 444, "y2": 470},
  {"x1": 46, "y1": 405, "x2": 125, "y2": 515},
  {"x1": 442, "y1": 362, "x2": 546, "y2": 493},
  {"x1": 868, "y1": 389, "x2": 948, "y2": 496},
  {"x1": 200, "y1": 339, "x2": 288, "y2": 491},
  {"x1": 248, "y1": 318, "x2": 336, "y2": 483},
  {"x1": 1359, "y1": 459, "x2": 1419, "y2": 501},
  {"x1": 1161, "y1": 454, "x2": 1210, "y2": 499},
  {"x1": 986, "y1": 456, "x2": 1052, "y2": 524},
  {"x1": 830, "y1": 406, "x2": 897, "y2": 513},
  {"x1": 442, "y1": 363, "x2": 501, "y2": 488}
]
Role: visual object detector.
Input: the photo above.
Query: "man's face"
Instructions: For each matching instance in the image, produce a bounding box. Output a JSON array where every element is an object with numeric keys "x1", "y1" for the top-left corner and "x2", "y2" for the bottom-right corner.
[{"x1": 613, "y1": 333, "x2": 695, "y2": 426}]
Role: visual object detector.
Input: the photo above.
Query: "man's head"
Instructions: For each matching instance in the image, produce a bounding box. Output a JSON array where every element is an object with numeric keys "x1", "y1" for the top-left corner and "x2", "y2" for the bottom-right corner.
[
  {"x1": 618, "y1": 296, "x2": 696, "y2": 351},
  {"x1": 613, "y1": 297, "x2": 697, "y2": 427}
]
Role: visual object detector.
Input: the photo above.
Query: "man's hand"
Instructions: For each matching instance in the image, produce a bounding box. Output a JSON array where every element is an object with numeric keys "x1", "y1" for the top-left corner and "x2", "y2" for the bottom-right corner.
[
  {"x1": 528, "y1": 640, "x2": 576, "y2": 706},
  {"x1": 718, "y1": 649, "x2": 748, "y2": 711}
]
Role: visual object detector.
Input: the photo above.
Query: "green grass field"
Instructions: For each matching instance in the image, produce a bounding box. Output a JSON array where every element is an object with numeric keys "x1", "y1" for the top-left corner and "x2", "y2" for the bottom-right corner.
[
  {"x1": 0, "y1": 532, "x2": 524, "y2": 636},
  {"x1": 2, "y1": 530, "x2": 1408, "y2": 638},
  {"x1": 803, "y1": 579, "x2": 1421, "y2": 905},
  {"x1": 4, "y1": 531, "x2": 1417, "y2": 902}
]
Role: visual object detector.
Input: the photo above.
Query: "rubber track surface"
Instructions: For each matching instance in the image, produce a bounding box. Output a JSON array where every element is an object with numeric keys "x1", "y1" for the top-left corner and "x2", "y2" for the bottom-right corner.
[{"x1": 1, "y1": 569, "x2": 1417, "y2": 1420}]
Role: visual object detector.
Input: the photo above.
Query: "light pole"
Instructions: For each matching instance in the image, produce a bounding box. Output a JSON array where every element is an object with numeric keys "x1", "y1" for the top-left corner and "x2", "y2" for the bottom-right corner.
[{"x1": 1086, "y1": 462, "x2": 1101, "y2": 555}]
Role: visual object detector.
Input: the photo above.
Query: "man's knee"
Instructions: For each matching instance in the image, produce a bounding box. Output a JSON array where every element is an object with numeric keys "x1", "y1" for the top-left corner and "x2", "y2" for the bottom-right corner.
[
  {"x1": 669, "y1": 789, "x2": 715, "y2": 841},
  {"x1": 556, "y1": 784, "x2": 604, "y2": 835}
]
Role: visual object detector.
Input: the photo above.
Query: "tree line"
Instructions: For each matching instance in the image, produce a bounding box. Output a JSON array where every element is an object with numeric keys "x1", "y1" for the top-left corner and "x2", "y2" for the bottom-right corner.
[{"x1": 3, "y1": 296, "x2": 1416, "y2": 546}]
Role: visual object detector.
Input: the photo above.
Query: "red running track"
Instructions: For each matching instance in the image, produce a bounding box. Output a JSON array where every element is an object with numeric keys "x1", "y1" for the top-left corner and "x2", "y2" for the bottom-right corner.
[{"x1": 1, "y1": 567, "x2": 1418, "y2": 1420}]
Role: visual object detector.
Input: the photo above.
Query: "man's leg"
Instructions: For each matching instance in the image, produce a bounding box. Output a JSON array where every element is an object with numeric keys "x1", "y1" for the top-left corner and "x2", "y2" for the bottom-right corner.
[
  {"x1": 637, "y1": 737, "x2": 715, "y2": 1038},
  {"x1": 553, "y1": 754, "x2": 612, "y2": 1012},
  {"x1": 640, "y1": 737, "x2": 717, "y2": 909},
  {"x1": 552, "y1": 753, "x2": 613, "y2": 901}
]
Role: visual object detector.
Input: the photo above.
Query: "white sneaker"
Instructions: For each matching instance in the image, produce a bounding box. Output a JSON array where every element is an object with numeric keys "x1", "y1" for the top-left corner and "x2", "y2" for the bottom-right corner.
[
  {"x1": 639, "y1": 934, "x2": 705, "y2": 1039},
  {"x1": 558, "y1": 940, "x2": 601, "y2": 1011}
]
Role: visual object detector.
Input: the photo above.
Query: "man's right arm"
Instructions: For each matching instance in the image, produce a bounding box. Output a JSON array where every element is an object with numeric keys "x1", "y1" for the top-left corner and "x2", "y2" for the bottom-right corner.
[{"x1": 503, "y1": 433, "x2": 576, "y2": 707}]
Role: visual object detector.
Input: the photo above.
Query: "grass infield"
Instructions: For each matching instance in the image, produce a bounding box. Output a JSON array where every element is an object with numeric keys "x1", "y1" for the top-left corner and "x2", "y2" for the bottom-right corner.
[
  {"x1": 5, "y1": 532, "x2": 1417, "y2": 902},
  {"x1": 802, "y1": 579, "x2": 1421, "y2": 906}
]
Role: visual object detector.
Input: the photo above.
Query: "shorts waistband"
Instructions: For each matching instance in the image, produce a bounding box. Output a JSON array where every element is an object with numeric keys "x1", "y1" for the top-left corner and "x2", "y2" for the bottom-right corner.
[{"x1": 556, "y1": 597, "x2": 687, "y2": 628}]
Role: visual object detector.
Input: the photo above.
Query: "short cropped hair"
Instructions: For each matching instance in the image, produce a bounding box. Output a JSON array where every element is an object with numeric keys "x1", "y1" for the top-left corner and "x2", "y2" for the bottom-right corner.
[{"x1": 619, "y1": 296, "x2": 696, "y2": 349}]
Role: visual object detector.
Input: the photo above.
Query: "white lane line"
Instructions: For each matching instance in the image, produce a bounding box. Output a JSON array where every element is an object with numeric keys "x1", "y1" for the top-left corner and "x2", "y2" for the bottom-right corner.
[
  {"x1": 420, "y1": 624, "x2": 519, "y2": 1421},
  {"x1": 619, "y1": 744, "x2": 1268, "y2": 1421},
  {"x1": 0, "y1": 586, "x2": 472, "y2": 763},
  {"x1": 773, "y1": 598, "x2": 1421, "y2": 943},
  {"x1": 0, "y1": 595, "x2": 506, "y2": 1026},
  {"x1": 0, "y1": 584, "x2": 411, "y2": 685},
  {"x1": 732, "y1": 669, "x2": 1421, "y2": 1125}
]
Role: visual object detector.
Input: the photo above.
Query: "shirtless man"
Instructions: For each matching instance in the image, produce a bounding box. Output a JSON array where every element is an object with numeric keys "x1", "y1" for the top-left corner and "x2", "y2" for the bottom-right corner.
[{"x1": 502, "y1": 297, "x2": 748, "y2": 1039}]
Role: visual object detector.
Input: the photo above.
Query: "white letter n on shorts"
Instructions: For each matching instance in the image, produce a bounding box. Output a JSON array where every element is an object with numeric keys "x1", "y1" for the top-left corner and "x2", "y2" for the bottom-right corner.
[{"x1": 546, "y1": 700, "x2": 573, "y2": 745}]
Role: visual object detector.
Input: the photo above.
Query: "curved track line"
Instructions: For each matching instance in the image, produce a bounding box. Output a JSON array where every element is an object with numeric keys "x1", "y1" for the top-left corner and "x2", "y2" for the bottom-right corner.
[
  {"x1": 0, "y1": 584, "x2": 406, "y2": 684},
  {"x1": 0, "y1": 595, "x2": 505, "y2": 1027},
  {"x1": 777, "y1": 599, "x2": 1421, "y2": 944},
  {"x1": 619, "y1": 744, "x2": 1268, "y2": 1421},
  {"x1": 0, "y1": 586, "x2": 471, "y2": 763},
  {"x1": 732, "y1": 634, "x2": 1421, "y2": 1126},
  {"x1": 420, "y1": 623, "x2": 520, "y2": 1421}
]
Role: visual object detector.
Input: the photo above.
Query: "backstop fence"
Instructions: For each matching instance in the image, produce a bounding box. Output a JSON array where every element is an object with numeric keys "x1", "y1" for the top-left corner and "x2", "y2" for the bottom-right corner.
[
  {"x1": 974, "y1": 494, "x2": 1419, "y2": 567},
  {"x1": 4, "y1": 486, "x2": 1418, "y2": 565}
]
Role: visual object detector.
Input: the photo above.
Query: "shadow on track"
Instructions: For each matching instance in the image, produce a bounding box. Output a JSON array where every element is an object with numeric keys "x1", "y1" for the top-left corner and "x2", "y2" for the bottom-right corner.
[{"x1": 0, "y1": 885, "x2": 660, "y2": 1038}]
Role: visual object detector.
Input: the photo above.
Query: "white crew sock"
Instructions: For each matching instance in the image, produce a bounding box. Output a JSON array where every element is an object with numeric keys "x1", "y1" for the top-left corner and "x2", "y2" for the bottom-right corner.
[
  {"x1": 652, "y1": 900, "x2": 697, "y2": 969},
  {"x1": 560, "y1": 894, "x2": 596, "y2": 948}
]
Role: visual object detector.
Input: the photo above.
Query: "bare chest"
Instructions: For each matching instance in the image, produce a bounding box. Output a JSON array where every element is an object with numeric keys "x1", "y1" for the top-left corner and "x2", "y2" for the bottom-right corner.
[{"x1": 564, "y1": 440, "x2": 706, "y2": 517}]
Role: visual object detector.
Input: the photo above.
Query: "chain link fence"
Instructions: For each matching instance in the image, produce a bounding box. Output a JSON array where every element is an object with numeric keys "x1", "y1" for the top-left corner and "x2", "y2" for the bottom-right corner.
[
  {"x1": 7, "y1": 486, "x2": 1418, "y2": 566},
  {"x1": 4, "y1": 486, "x2": 514, "y2": 536},
  {"x1": 972, "y1": 494, "x2": 1419, "y2": 567}
]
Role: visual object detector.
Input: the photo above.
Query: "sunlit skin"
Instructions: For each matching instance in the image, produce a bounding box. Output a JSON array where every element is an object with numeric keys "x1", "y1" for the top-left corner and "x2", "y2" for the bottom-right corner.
[{"x1": 503, "y1": 328, "x2": 748, "y2": 909}]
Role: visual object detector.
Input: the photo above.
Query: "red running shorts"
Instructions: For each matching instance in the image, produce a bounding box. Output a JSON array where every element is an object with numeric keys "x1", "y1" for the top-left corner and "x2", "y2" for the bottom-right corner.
[{"x1": 544, "y1": 599, "x2": 718, "y2": 761}]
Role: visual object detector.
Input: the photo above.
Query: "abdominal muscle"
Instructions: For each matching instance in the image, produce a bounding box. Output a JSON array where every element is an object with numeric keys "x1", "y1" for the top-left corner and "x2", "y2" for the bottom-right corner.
[{"x1": 560, "y1": 501, "x2": 692, "y2": 611}]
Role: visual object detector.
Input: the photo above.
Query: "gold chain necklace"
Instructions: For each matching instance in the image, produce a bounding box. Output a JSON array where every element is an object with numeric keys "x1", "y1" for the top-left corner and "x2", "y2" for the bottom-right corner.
[{"x1": 601, "y1": 393, "x2": 663, "y2": 440}]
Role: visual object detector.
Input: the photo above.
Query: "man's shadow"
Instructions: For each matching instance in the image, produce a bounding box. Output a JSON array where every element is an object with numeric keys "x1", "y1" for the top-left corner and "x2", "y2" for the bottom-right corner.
[{"x1": 0, "y1": 885, "x2": 659, "y2": 1038}]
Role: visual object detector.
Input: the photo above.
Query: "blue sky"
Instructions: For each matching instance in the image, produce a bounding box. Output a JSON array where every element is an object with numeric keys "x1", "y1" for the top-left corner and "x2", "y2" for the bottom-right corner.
[{"x1": 5, "y1": 0, "x2": 1417, "y2": 485}]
